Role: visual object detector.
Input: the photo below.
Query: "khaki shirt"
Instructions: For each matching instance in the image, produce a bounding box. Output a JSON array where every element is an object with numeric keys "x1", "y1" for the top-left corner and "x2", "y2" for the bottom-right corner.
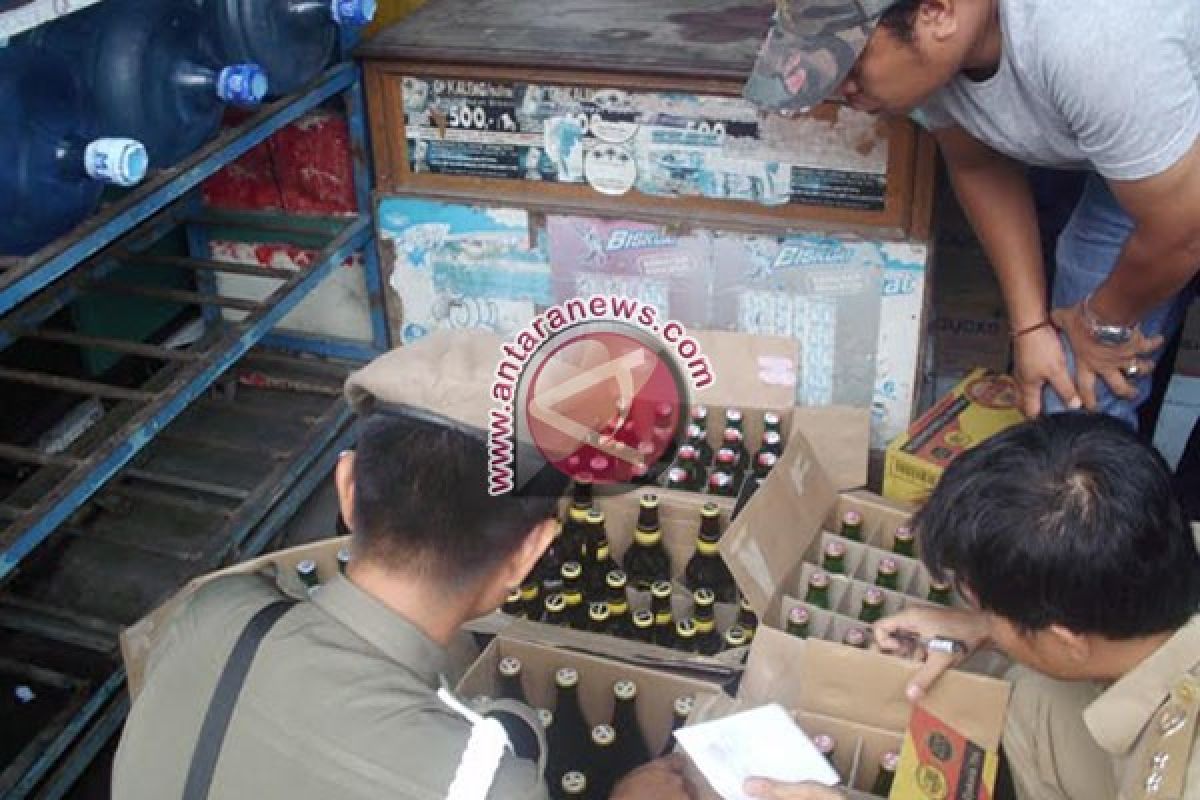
[
  {"x1": 1086, "y1": 615, "x2": 1200, "y2": 800},
  {"x1": 112, "y1": 573, "x2": 547, "y2": 800}
]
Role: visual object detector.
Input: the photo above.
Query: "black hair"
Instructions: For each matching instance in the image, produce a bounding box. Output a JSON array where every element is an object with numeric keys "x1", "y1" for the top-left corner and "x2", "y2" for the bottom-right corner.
[
  {"x1": 350, "y1": 411, "x2": 566, "y2": 585},
  {"x1": 915, "y1": 412, "x2": 1200, "y2": 639},
  {"x1": 878, "y1": 0, "x2": 923, "y2": 43}
]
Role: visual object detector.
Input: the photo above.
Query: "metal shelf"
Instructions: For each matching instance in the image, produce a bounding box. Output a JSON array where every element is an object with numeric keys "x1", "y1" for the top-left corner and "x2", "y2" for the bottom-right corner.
[
  {"x1": 0, "y1": 49, "x2": 390, "y2": 795},
  {"x1": 0, "y1": 354, "x2": 357, "y2": 799}
]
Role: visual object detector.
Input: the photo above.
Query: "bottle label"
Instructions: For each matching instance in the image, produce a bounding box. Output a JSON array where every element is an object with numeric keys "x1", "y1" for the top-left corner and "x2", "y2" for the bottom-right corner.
[
  {"x1": 695, "y1": 538, "x2": 719, "y2": 556},
  {"x1": 217, "y1": 65, "x2": 269, "y2": 106},
  {"x1": 84, "y1": 139, "x2": 148, "y2": 187},
  {"x1": 633, "y1": 529, "x2": 663, "y2": 547},
  {"x1": 331, "y1": 0, "x2": 377, "y2": 25}
]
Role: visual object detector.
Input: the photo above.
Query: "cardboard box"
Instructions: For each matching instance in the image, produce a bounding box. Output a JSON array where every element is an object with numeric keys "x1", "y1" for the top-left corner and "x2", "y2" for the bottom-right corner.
[
  {"x1": 458, "y1": 623, "x2": 724, "y2": 756},
  {"x1": 883, "y1": 369, "x2": 1025, "y2": 505},
  {"x1": 688, "y1": 630, "x2": 1011, "y2": 799}
]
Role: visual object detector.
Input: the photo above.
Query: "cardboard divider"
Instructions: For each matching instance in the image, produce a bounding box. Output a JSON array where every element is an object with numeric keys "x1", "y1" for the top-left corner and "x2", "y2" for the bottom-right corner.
[
  {"x1": 458, "y1": 627, "x2": 721, "y2": 758},
  {"x1": 827, "y1": 491, "x2": 915, "y2": 552},
  {"x1": 848, "y1": 727, "x2": 906, "y2": 795},
  {"x1": 855, "y1": 548, "x2": 922, "y2": 597},
  {"x1": 823, "y1": 615, "x2": 874, "y2": 652}
]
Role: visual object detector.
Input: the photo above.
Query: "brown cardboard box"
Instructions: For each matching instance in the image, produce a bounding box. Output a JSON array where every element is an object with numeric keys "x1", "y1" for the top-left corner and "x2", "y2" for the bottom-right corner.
[
  {"x1": 457, "y1": 623, "x2": 724, "y2": 757},
  {"x1": 686, "y1": 629, "x2": 1011, "y2": 799}
]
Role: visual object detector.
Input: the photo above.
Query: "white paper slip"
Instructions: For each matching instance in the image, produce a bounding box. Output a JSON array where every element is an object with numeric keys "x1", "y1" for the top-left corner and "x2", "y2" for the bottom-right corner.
[{"x1": 674, "y1": 703, "x2": 841, "y2": 800}]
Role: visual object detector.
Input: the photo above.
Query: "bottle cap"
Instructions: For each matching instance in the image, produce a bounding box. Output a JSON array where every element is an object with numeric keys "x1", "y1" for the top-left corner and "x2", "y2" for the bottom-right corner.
[
  {"x1": 606, "y1": 570, "x2": 627, "y2": 589},
  {"x1": 739, "y1": 595, "x2": 755, "y2": 612},
  {"x1": 675, "y1": 618, "x2": 697, "y2": 637},
  {"x1": 562, "y1": 771, "x2": 587, "y2": 794},
  {"x1": 843, "y1": 510, "x2": 863, "y2": 526},
  {"x1": 650, "y1": 580, "x2": 673, "y2": 599},
  {"x1": 84, "y1": 139, "x2": 148, "y2": 187},
  {"x1": 701, "y1": 502, "x2": 720, "y2": 518},
  {"x1": 217, "y1": 65, "x2": 268, "y2": 106},
  {"x1": 585, "y1": 508, "x2": 605, "y2": 524},
  {"x1": 614, "y1": 679, "x2": 637, "y2": 700},
  {"x1": 588, "y1": 455, "x2": 610, "y2": 474},
  {"x1": 824, "y1": 539, "x2": 847, "y2": 559},
  {"x1": 591, "y1": 724, "x2": 616, "y2": 746},
  {"x1": 808, "y1": 570, "x2": 830, "y2": 589},
  {"x1": 336, "y1": 547, "x2": 351, "y2": 565},
  {"x1": 763, "y1": 411, "x2": 782, "y2": 427},
  {"x1": 724, "y1": 625, "x2": 749, "y2": 646},
  {"x1": 725, "y1": 409, "x2": 742, "y2": 425},
  {"x1": 715, "y1": 448, "x2": 737, "y2": 466},
  {"x1": 708, "y1": 472, "x2": 732, "y2": 491},
  {"x1": 693, "y1": 587, "x2": 716, "y2": 607},
  {"x1": 296, "y1": 559, "x2": 317, "y2": 577},
  {"x1": 632, "y1": 609, "x2": 654, "y2": 627},
  {"x1": 895, "y1": 525, "x2": 913, "y2": 540},
  {"x1": 544, "y1": 593, "x2": 566, "y2": 612},
  {"x1": 640, "y1": 493, "x2": 659, "y2": 508},
  {"x1": 537, "y1": 708, "x2": 554, "y2": 728},
  {"x1": 685, "y1": 424, "x2": 704, "y2": 441},
  {"x1": 881, "y1": 750, "x2": 900, "y2": 771},
  {"x1": 588, "y1": 602, "x2": 610, "y2": 621},
  {"x1": 677, "y1": 444, "x2": 698, "y2": 461},
  {"x1": 674, "y1": 695, "x2": 695, "y2": 716},
  {"x1": 812, "y1": 733, "x2": 836, "y2": 756},
  {"x1": 666, "y1": 467, "x2": 690, "y2": 485},
  {"x1": 561, "y1": 561, "x2": 582, "y2": 580},
  {"x1": 505, "y1": 587, "x2": 522, "y2": 603},
  {"x1": 930, "y1": 578, "x2": 952, "y2": 591},
  {"x1": 788, "y1": 606, "x2": 810, "y2": 626},
  {"x1": 555, "y1": 667, "x2": 579, "y2": 688},
  {"x1": 498, "y1": 656, "x2": 522, "y2": 677},
  {"x1": 879, "y1": 557, "x2": 898, "y2": 575},
  {"x1": 756, "y1": 452, "x2": 778, "y2": 469},
  {"x1": 762, "y1": 431, "x2": 783, "y2": 447},
  {"x1": 690, "y1": 406, "x2": 708, "y2": 423},
  {"x1": 843, "y1": 627, "x2": 868, "y2": 647},
  {"x1": 864, "y1": 587, "x2": 885, "y2": 606},
  {"x1": 331, "y1": 0, "x2": 377, "y2": 25}
]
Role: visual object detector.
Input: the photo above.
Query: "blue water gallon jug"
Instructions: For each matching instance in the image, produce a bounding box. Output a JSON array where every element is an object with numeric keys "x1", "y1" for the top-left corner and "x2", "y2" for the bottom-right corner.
[
  {"x1": 36, "y1": 0, "x2": 269, "y2": 168},
  {"x1": 0, "y1": 46, "x2": 148, "y2": 256},
  {"x1": 198, "y1": 0, "x2": 376, "y2": 96}
]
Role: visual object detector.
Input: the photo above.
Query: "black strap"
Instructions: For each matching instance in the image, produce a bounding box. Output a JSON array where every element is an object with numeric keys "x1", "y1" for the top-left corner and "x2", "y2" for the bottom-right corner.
[{"x1": 183, "y1": 601, "x2": 292, "y2": 800}]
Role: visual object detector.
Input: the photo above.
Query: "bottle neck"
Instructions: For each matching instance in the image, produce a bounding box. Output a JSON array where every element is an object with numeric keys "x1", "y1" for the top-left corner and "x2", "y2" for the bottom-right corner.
[
  {"x1": 286, "y1": 0, "x2": 331, "y2": 22},
  {"x1": 172, "y1": 62, "x2": 218, "y2": 95},
  {"x1": 613, "y1": 697, "x2": 638, "y2": 726},
  {"x1": 54, "y1": 137, "x2": 90, "y2": 179}
]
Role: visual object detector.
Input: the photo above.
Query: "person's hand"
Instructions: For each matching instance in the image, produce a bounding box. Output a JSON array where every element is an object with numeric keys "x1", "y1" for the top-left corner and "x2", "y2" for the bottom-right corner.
[
  {"x1": 873, "y1": 608, "x2": 991, "y2": 703},
  {"x1": 1051, "y1": 303, "x2": 1163, "y2": 411},
  {"x1": 1012, "y1": 323, "x2": 1081, "y2": 417},
  {"x1": 743, "y1": 778, "x2": 847, "y2": 799},
  {"x1": 610, "y1": 754, "x2": 693, "y2": 800}
]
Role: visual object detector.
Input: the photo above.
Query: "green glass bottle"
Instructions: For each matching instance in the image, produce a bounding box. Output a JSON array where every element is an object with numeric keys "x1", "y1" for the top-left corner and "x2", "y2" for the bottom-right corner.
[
  {"x1": 805, "y1": 571, "x2": 832, "y2": 610},
  {"x1": 928, "y1": 579, "x2": 954, "y2": 606},
  {"x1": 840, "y1": 510, "x2": 863, "y2": 541},
  {"x1": 813, "y1": 733, "x2": 836, "y2": 761},
  {"x1": 753, "y1": 450, "x2": 778, "y2": 479},
  {"x1": 875, "y1": 557, "x2": 900, "y2": 591},
  {"x1": 665, "y1": 466, "x2": 691, "y2": 491},
  {"x1": 842, "y1": 626, "x2": 869, "y2": 649},
  {"x1": 823, "y1": 539, "x2": 848, "y2": 575},
  {"x1": 786, "y1": 606, "x2": 811, "y2": 638},
  {"x1": 892, "y1": 525, "x2": 916, "y2": 558},
  {"x1": 296, "y1": 559, "x2": 319, "y2": 591},
  {"x1": 859, "y1": 587, "x2": 886, "y2": 624},
  {"x1": 762, "y1": 410, "x2": 783, "y2": 436}
]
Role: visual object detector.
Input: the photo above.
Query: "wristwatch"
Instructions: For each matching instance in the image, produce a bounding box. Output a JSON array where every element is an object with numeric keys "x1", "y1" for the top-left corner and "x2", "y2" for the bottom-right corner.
[{"x1": 1081, "y1": 293, "x2": 1135, "y2": 346}]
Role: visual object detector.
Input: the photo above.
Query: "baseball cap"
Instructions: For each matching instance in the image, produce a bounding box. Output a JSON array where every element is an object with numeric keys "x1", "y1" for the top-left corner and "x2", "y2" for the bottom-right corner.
[{"x1": 744, "y1": 0, "x2": 901, "y2": 114}]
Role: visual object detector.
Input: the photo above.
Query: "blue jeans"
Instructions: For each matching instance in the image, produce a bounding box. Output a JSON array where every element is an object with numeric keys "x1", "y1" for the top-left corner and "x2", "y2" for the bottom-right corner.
[{"x1": 1042, "y1": 175, "x2": 1196, "y2": 429}]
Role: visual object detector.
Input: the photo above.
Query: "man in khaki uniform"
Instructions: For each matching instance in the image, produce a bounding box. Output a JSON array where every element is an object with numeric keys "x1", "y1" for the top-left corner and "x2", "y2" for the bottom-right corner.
[
  {"x1": 744, "y1": 413, "x2": 1200, "y2": 800},
  {"x1": 112, "y1": 332, "x2": 692, "y2": 800}
]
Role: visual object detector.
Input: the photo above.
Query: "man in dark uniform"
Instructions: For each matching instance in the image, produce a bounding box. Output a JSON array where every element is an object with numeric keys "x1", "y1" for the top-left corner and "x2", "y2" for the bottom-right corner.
[{"x1": 112, "y1": 332, "x2": 692, "y2": 800}]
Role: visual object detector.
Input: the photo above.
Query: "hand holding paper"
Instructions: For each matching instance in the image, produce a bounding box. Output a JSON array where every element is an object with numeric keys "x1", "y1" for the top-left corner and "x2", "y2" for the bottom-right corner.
[{"x1": 673, "y1": 704, "x2": 841, "y2": 800}]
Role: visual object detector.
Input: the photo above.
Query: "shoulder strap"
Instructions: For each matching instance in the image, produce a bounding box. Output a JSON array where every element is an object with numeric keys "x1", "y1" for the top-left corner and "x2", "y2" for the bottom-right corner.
[{"x1": 183, "y1": 600, "x2": 293, "y2": 800}]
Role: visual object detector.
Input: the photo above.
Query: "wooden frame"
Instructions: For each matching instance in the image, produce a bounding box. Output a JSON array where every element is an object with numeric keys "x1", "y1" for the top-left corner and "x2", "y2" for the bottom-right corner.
[{"x1": 365, "y1": 61, "x2": 928, "y2": 240}]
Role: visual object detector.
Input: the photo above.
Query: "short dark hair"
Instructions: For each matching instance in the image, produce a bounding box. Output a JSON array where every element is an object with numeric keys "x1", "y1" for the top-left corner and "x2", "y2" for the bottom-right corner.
[
  {"x1": 915, "y1": 412, "x2": 1200, "y2": 639},
  {"x1": 350, "y1": 412, "x2": 565, "y2": 585},
  {"x1": 878, "y1": 0, "x2": 922, "y2": 43}
]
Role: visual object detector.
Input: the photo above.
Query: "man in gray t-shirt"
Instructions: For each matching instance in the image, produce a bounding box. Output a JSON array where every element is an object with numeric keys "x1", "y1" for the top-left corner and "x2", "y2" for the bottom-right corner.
[{"x1": 744, "y1": 0, "x2": 1200, "y2": 430}]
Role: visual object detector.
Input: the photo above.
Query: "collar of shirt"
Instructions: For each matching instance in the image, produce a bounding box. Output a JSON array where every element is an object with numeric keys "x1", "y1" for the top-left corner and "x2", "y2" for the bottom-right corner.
[
  {"x1": 311, "y1": 575, "x2": 450, "y2": 688},
  {"x1": 1084, "y1": 615, "x2": 1200, "y2": 756}
]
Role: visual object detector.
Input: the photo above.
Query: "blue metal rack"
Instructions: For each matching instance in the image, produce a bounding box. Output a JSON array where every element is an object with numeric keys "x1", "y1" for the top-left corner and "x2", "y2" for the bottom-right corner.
[{"x1": 0, "y1": 36, "x2": 390, "y2": 797}]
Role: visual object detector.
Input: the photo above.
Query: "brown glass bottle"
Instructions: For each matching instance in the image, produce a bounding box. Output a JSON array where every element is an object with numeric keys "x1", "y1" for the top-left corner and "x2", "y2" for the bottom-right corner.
[
  {"x1": 605, "y1": 570, "x2": 634, "y2": 639},
  {"x1": 659, "y1": 695, "x2": 694, "y2": 757},
  {"x1": 497, "y1": 656, "x2": 527, "y2": 704},
  {"x1": 650, "y1": 580, "x2": 675, "y2": 647},
  {"x1": 610, "y1": 680, "x2": 652, "y2": 780},
  {"x1": 683, "y1": 502, "x2": 737, "y2": 603},
  {"x1": 692, "y1": 588, "x2": 722, "y2": 656},
  {"x1": 623, "y1": 494, "x2": 672, "y2": 590},
  {"x1": 583, "y1": 509, "x2": 620, "y2": 599}
]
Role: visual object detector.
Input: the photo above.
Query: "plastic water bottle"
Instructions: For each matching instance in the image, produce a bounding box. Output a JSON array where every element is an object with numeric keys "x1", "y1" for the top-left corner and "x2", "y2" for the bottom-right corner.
[
  {"x1": 0, "y1": 47, "x2": 148, "y2": 256},
  {"x1": 197, "y1": 0, "x2": 377, "y2": 96},
  {"x1": 36, "y1": 0, "x2": 269, "y2": 168}
]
